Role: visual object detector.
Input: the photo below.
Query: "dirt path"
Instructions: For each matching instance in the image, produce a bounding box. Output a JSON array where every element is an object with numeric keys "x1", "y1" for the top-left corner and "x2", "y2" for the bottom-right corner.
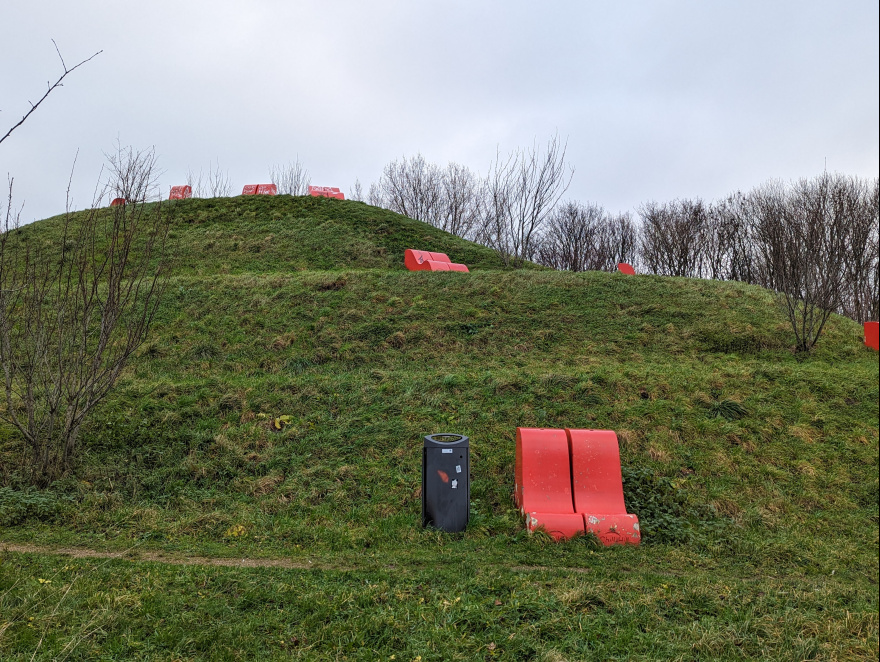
[
  {"x1": 1, "y1": 542, "x2": 339, "y2": 570},
  {"x1": 1, "y1": 541, "x2": 592, "y2": 574}
]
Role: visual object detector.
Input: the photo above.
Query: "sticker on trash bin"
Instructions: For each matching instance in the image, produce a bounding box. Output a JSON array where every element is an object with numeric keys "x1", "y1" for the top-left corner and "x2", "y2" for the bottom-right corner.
[
  {"x1": 437, "y1": 470, "x2": 449, "y2": 483},
  {"x1": 456, "y1": 465, "x2": 462, "y2": 473},
  {"x1": 442, "y1": 449, "x2": 453, "y2": 454},
  {"x1": 451, "y1": 480, "x2": 458, "y2": 489}
]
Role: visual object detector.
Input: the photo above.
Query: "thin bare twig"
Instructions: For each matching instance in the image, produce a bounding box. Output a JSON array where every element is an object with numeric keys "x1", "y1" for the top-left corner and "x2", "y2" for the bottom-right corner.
[{"x1": 0, "y1": 41, "x2": 102, "y2": 146}]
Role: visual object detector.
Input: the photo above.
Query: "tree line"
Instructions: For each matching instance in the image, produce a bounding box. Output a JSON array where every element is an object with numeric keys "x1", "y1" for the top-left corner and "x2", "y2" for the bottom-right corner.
[{"x1": 354, "y1": 138, "x2": 879, "y2": 348}]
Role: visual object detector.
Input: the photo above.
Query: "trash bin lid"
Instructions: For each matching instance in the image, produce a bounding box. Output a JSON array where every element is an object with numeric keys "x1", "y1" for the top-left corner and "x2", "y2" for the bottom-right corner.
[{"x1": 423, "y1": 433, "x2": 469, "y2": 448}]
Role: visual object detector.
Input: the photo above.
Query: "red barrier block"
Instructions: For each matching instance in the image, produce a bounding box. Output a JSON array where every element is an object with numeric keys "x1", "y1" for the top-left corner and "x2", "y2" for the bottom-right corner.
[
  {"x1": 242, "y1": 185, "x2": 259, "y2": 195},
  {"x1": 110, "y1": 198, "x2": 126, "y2": 207},
  {"x1": 617, "y1": 263, "x2": 636, "y2": 275},
  {"x1": 404, "y1": 249, "x2": 469, "y2": 273},
  {"x1": 169, "y1": 185, "x2": 192, "y2": 200},
  {"x1": 515, "y1": 427, "x2": 640, "y2": 544},
  {"x1": 865, "y1": 321, "x2": 879, "y2": 351},
  {"x1": 516, "y1": 428, "x2": 584, "y2": 540},
  {"x1": 256, "y1": 184, "x2": 277, "y2": 195},
  {"x1": 568, "y1": 429, "x2": 640, "y2": 545},
  {"x1": 308, "y1": 186, "x2": 345, "y2": 200}
]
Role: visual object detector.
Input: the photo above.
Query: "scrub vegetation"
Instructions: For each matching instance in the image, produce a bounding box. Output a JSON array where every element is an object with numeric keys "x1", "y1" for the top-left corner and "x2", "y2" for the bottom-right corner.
[{"x1": 1, "y1": 195, "x2": 877, "y2": 660}]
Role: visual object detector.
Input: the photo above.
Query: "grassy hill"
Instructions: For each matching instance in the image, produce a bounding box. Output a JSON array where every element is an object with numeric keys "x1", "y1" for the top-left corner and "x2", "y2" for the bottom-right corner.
[{"x1": 1, "y1": 195, "x2": 877, "y2": 660}]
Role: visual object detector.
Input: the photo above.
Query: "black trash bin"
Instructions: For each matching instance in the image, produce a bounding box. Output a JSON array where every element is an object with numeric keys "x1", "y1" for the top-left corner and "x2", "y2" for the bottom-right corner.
[{"x1": 422, "y1": 433, "x2": 470, "y2": 532}]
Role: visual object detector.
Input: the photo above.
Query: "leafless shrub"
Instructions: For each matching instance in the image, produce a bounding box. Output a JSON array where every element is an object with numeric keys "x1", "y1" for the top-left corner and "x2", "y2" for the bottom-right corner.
[
  {"x1": 839, "y1": 177, "x2": 879, "y2": 323},
  {"x1": 746, "y1": 174, "x2": 856, "y2": 352},
  {"x1": 378, "y1": 153, "x2": 444, "y2": 223},
  {"x1": 105, "y1": 142, "x2": 161, "y2": 203},
  {"x1": 538, "y1": 202, "x2": 638, "y2": 272},
  {"x1": 185, "y1": 160, "x2": 232, "y2": 198},
  {"x1": 367, "y1": 182, "x2": 384, "y2": 208},
  {"x1": 481, "y1": 135, "x2": 573, "y2": 267},
  {"x1": 639, "y1": 198, "x2": 709, "y2": 277},
  {"x1": 270, "y1": 157, "x2": 310, "y2": 196},
  {"x1": 0, "y1": 156, "x2": 171, "y2": 484},
  {"x1": 350, "y1": 179, "x2": 364, "y2": 202}
]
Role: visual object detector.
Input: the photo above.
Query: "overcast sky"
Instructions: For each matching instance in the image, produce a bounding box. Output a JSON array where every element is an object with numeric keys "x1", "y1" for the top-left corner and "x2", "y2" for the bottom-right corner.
[{"x1": 2, "y1": 1, "x2": 878, "y2": 224}]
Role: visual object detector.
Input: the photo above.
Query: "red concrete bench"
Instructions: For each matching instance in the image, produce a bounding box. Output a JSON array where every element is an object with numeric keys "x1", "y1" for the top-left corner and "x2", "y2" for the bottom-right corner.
[
  {"x1": 308, "y1": 186, "x2": 345, "y2": 200},
  {"x1": 865, "y1": 322, "x2": 879, "y2": 351},
  {"x1": 110, "y1": 198, "x2": 127, "y2": 207},
  {"x1": 242, "y1": 184, "x2": 277, "y2": 196},
  {"x1": 617, "y1": 263, "x2": 636, "y2": 275},
  {"x1": 404, "y1": 249, "x2": 469, "y2": 273},
  {"x1": 169, "y1": 185, "x2": 192, "y2": 200},
  {"x1": 515, "y1": 427, "x2": 640, "y2": 545}
]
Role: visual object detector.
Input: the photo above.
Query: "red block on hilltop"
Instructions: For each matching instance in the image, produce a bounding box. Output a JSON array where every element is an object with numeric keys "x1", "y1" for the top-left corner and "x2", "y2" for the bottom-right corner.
[
  {"x1": 169, "y1": 185, "x2": 192, "y2": 200},
  {"x1": 308, "y1": 186, "x2": 344, "y2": 200},
  {"x1": 242, "y1": 184, "x2": 276, "y2": 196},
  {"x1": 617, "y1": 263, "x2": 636, "y2": 275},
  {"x1": 110, "y1": 198, "x2": 126, "y2": 207}
]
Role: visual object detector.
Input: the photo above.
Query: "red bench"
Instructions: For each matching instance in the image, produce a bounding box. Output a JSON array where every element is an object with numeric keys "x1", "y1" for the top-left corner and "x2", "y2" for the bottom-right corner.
[
  {"x1": 515, "y1": 427, "x2": 640, "y2": 545},
  {"x1": 110, "y1": 197, "x2": 126, "y2": 207},
  {"x1": 404, "y1": 249, "x2": 469, "y2": 273},
  {"x1": 169, "y1": 185, "x2": 192, "y2": 200},
  {"x1": 617, "y1": 263, "x2": 636, "y2": 275},
  {"x1": 865, "y1": 322, "x2": 879, "y2": 351},
  {"x1": 308, "y1": 186, "x2": 345, "y2": 200},
  {"x1": 242, "y1": 184, "x2": 277, "y2": 196}
]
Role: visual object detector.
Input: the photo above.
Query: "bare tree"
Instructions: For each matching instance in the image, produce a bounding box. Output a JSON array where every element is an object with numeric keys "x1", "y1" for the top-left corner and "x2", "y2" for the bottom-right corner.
[
  {"x1": 481, "y1": 135, "x2": 573, "y2": 267},
  {"x1": 105, "y1": 142, "x2": 161, "y2": 203},
  {"x1": 0, "y1": 150, "x2": 171, "y2": 484},
  {"x1": 439, "y1": 162, "x2": 483, "y2": 239},
  {"x1": 378, "y1": 153, "x2": 444, "y2": 223},
  {"x1": 350, "y1": 179, "x2": 364, "y2": 202},
  {"x1": 367, "y1": 182, "x2": 385, "y2": 208},
  {"x1": 270, "y1": 157, "x2": 310, "y2": 196},
  {"x1": 639, "y1": 198, "x2": 709, "y2": 278},
  {"x1": 538, "y1": 202, "x2": 638, "y2": 273},
  {"x1": 186, "y1": 159, "x2": 232, "y2": 198},
  {"x1": 0, "y1": 41, "x2": 101, "y2": 146},
  {"x1": 839, "y1": 177, "x2": 879, "y2": 323},
  {"x1": 746, "y1": 174, "x2": 853, "y2": 352}
]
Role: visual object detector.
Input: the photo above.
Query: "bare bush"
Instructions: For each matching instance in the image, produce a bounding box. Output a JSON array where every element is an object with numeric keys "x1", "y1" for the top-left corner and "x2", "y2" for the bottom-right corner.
[
  {"x1": 839, "y1": 177, "x2": 879, "y2": 323},
  {"x1": 378, "y1": 153, "x2": 444, "y2": 223},
  {"x1": 746, "y1": 174, "x2": 855, "y2": 352},
  {"x1": 105, "y1": 142, "x2": 161, "y2": 203},
  {"x1": 481, "y1": 135, "x2": 573, "y2": 267},
  {"x1": 0, "y1": 153, "x2": 171, "y2": 484},
  {"x1": 270, "y1": 157, "x2": 310, "y2": 196},
  {"x1": 639, "y1": 198, "x2": 710, "y2": 278},
  {"x1": 350, "y1": 179, "x2": 364, "y2": 202},
  {"x1": 538, "y1": 202, "x2": 638, "y2": 273},
  {"x1": 186, "y1": 160, "x2": 232, "y2": 198}
]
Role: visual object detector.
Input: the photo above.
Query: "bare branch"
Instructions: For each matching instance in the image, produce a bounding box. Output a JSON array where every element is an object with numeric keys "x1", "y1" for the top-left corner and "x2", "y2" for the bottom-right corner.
[{"x1": 0, "y1": 43, "x2": 102, "y2": 146}]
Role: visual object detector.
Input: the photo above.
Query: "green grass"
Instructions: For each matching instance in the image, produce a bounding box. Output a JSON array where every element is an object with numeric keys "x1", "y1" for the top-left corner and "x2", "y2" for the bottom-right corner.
[{"x1": 1, "y1": 195, "x2": 877, "y2": 659}]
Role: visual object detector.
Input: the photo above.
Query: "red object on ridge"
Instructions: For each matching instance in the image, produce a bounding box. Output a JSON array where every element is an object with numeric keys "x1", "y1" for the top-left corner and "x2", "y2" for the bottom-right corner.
[
  {"x1": 404, "y1": 248, "x2": 469, "y2": 273},
  {"x1": 515, "y1": 427, "x2": 640, "y2": 545},
  {"x1": 308, "y1": 186, "x2": 345, "y2": 200},
  {"x1": 110, "y1": 198, "x2": 126, "y2": 207},
  {"x1": 617, "y1": 263, "x2": 636, "y2": 275},
  {"x1": 865, "y1": 321, "x2": 879, "y2": 351},
  {"x1": 242, "y1": 184, "x2": 276, "y2": 196},
  {"x1": 169, "y1": 185, "x2": 192, "y2": 200}
]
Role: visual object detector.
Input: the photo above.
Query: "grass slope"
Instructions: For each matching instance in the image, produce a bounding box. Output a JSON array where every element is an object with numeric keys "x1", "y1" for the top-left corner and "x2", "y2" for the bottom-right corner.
[{"x1": 1, "y1": 195, "x2": 878, "y2": 660}]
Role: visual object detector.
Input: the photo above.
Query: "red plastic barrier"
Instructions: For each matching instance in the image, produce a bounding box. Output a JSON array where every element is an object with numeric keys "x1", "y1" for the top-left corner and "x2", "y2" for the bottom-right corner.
[
  {"x1": 110, "y1": 197, "x2": 126, "y2": 207},
  {"x1": 404, "y1": 249, "x2": 470, "y2": 273},
  {"x1": 515, "y1": 427, "x2": 640, "y2": 545},
  {"x1": 617, "y1": 263, "x2": 636, "y2": 275},
  {"x1": 308, "y1": 185, "x2": 345, "y2": 200},
  {"x1": 169, "y1": 185, "x2": 192, "y2": 200},
  {"x1": 568, "y1": 429, "x2": 641, "y2": 545},
  {"x1": 865, "y1": 322, "x2": 879, "y2": 351},
  {"x1": 515, "y1": 428, "x2": 584, "y2": 541},
  {"x1": 242, "y1": 184, "x2": 276, "y2": 195}
]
